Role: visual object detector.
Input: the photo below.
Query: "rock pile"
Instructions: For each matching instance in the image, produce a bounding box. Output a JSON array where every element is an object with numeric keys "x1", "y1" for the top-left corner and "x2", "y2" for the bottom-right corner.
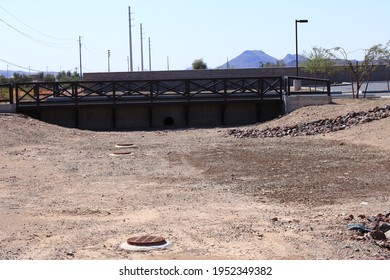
[
  {"x1": 228, "y1": 105, "x2": 390, "y2": 138},
  {"x1": 347, "y1": 211, "x2": 390, "y2": 251}
]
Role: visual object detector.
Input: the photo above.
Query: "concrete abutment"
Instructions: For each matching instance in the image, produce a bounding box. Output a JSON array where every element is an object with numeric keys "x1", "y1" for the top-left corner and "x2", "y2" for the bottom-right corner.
[{"x1": 18, "y1": 101, "x2": 289, "y2": 130}]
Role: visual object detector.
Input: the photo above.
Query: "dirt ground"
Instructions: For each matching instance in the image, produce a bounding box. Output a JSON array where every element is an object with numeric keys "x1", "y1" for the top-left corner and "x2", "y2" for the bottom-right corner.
[{"x1": 0, "y1": 98, "x2": 389, "y2": 260}]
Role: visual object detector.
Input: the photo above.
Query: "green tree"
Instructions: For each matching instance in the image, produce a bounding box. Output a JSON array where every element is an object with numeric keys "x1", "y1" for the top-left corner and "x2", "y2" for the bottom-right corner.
[
  {"x1": 261, "y1": 60, "x2": 286, "y2": 68},
  {"x1": 0, "y1": 75, "x2": 9, "y2": 84},
  {"x1": 43, "y1": 74, "x2": 56, "y2": 82},
  {"x1": 302, "y1": 47, "x2": 337, "y2": 78},
  {"x1": 380, "y1": 41, "x2": 390, "y2": 90},
  {"x1": 56, "y1": 70, "x2": 80, "y2": 82},
  {"x1": 12, "y1": 73, "x2": 33, "y2": 83},
  {"x1": 334, "y1": 45, "x2": 385, "y2": 98},
  {"x1": 37, "y1": 72, "x2": 45, "y2": 81},
  {"x1": 192, "y1": 58, "x2": 207, "y2": 70}
]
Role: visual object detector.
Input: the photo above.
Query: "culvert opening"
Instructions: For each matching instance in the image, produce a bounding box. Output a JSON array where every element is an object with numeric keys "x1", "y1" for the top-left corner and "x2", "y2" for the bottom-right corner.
[{"x1": 163, "y1": 117, "x2": 175, "y2": 126}]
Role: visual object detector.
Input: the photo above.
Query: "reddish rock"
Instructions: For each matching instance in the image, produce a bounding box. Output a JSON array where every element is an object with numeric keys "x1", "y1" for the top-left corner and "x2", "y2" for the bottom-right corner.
[{"x1": 371, "y1": 230, "x2": 387, "y2": 241}]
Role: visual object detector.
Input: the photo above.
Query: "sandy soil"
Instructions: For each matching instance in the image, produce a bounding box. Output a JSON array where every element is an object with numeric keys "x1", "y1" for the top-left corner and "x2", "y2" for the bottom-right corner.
[{"x1": 0, "y1": 98, "x2": 389, "y2": 260}]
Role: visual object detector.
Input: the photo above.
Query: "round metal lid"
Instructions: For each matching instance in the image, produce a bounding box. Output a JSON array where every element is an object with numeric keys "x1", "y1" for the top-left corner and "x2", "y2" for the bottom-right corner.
[
  {"x1": 127, "y1": 235, "x2": 167, "y2": 247},
  {"x1": 115, "y1": 143, "x2": 135, "y2": 148}
]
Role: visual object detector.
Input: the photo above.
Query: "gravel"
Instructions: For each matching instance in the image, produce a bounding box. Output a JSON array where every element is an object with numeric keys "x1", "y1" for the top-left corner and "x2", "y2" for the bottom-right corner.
[{"x1": 228, "y1": 105, "x2": 390, "y2": 138}]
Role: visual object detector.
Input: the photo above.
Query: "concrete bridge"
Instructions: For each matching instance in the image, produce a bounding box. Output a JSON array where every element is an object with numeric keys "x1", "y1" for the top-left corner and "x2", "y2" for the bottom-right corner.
[{"x1": 1, "y1": 71, "x2": 331, "y2": 130}]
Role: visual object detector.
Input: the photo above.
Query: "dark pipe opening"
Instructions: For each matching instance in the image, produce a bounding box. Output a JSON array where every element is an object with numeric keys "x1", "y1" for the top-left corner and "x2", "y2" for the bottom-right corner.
[{"x1": 163, "y1": 117, "x2": 175, "y2": 126}]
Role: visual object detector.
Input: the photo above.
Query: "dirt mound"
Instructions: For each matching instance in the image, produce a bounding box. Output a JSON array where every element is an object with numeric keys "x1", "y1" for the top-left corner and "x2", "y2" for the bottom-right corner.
[{"x1": 1, "y1": 98, "x2": 390, "y2": 260}]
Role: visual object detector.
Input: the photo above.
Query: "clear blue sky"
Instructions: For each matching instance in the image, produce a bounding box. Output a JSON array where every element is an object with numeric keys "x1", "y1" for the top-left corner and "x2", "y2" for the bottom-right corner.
[{"x1": 0, "y1": 0, "x2": 389, "y2": 74}]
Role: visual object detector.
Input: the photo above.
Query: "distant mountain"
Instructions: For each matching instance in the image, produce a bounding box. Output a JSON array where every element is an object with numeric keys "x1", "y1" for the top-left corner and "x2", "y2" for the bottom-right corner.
[
  {"x1": 282, "y1": 54, "x2": 306, "y2": 67},
  {"x1": 0, "y1": 70, "x2": 28, "y2": 78},
  {"x1": 219, "y1": 50, "x2": 278, "y2": 69},
  {"x1": 218, "y1": 50, "x2": 308, "y2": 69}
]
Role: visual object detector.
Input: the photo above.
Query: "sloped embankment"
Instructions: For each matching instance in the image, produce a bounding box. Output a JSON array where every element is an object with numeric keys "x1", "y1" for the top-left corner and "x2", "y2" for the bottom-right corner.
[{"x1": 228, "y1": 105, "x2": 390, "y2": 138}]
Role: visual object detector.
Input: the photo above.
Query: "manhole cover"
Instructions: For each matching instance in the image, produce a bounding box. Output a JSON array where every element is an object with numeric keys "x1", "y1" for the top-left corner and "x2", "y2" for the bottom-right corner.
[
  {"x1": 110, "y1": 151, "x2": 133, "y2": 157},
  {"x1": 115, "y1": 143, "x2": 137, "y2": 148},
  {"x1": 120, "y1": 235, "x2": 172, "y2": 251},
  {"x1": 127, "y1": 235, "x2": 167, "y2": 246}
]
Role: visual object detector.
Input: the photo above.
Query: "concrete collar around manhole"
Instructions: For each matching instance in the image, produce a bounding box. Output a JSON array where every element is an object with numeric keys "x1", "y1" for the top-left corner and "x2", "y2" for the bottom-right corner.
[
  {"x1": 115, "y1": 143, "x2": 138, "y2": 149},
  {"x1": 110, "y1": 151, "x2": 133, "y2": 157}
]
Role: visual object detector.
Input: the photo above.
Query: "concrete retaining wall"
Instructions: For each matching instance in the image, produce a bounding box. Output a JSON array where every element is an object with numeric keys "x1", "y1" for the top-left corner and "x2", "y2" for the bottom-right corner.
[
  {"x1": 0, "y1": 104, "x2": 16, "y2": 113},
  {"x1": 18, "y1": 95, "x2": 331, "y2": 130},
  {"x1": 19, "y1": 100, "x2": 283, "y2": 131},
  {"x1": 283, "y1": 94, "x2": 332, "y2": 113}
]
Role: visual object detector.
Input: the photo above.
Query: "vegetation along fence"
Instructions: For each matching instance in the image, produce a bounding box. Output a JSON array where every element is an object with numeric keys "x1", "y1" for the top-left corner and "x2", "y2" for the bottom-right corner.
[{"x1": 0, "y1": 83, "x2": 13, "y2": 104}]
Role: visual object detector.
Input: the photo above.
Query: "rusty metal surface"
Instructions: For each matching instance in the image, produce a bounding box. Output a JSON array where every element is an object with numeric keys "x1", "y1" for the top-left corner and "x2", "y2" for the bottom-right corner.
[{"x1": 127, "y1": 235, "x2": 167, "y2": 247}]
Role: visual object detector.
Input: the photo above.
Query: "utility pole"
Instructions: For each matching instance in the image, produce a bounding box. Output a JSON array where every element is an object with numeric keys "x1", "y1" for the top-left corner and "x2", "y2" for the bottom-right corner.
[
  {"x1": 128, "y1": 6, "x2": 134, "y2": 72},
  {"x1": 148, "y1": 37, "x2": 152, "y2": 71},
  {"x1": 79, "y1": 36, "x2": 83, "y2": 80},
  {"x1": 108, "y1": 50, "x2": 111, "y2": 72},
  {"x1": 140, "y1": 23, "x2": 144, "y2": 71}
]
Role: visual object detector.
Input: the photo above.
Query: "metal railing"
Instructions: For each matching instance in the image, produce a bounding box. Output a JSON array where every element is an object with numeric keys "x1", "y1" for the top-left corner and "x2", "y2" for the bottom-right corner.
[
  {"x1": 285, "y1": 76, "x2": 331, "y2": 96},
  {"x1": 11, "y1": 76, "x2": 331, "y2": 109},
  {"x1": 15, "y1": 77, "x2": 284, "y2": 107}
]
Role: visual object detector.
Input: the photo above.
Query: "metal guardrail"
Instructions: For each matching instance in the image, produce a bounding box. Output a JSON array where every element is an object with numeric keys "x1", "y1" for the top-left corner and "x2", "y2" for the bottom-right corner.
[
  {"x1": 285, "y1": 76, "x2": 331, "y2": 96},
  {"x1": 14, "y1": 77, "x2": 285, "y2": 107},
  {"x1": 5, "y1": 76, "x2": 331, "y2": 108}
]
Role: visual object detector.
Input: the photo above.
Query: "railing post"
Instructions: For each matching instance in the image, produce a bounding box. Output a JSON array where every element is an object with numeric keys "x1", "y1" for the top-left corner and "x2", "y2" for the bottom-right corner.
[
  {"x1": 185, "y1": 80, "x2": 190, "y2": 102},
  {"x1": 112, "y1": 82, "x2": 117, "y2": 129},
  {"x1": 287, "y1": 77, "x2": 291, "y2": 96},
  {"x1": 279, "y1": 77, "x2": 283, "y2": 100},
  {"x1": 112, "y1": 81, "x2": 117, "y2": 105},
  {"x1": 34, "y1": 84, "x2": 40, "y2": 105},
  {"x1": 15, "y1": 84, "x2": 19, "y2": 106},
  {"x1": 223, "y1": 79, "x2": 227, "y2": 102},
  {"x1": 260, "y1": 78, "x2": 264, "y2": 100},
  {"x1": 186, "y1": 80, "x2": 192, "y2": 125},
  {"x1": 9, "y1": 84, "x2": 14, "y2": 104},
  {"x1": 150, "y1": 81, "x2": 154, "y2": 104},
  {"x1": 73, "y1": 82, "x2": 78, "y2": 106}
]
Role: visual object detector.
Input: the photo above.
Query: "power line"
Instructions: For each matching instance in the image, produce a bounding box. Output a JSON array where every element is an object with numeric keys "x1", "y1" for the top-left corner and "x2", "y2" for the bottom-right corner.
[
  {"x1": 83, "y1": 39, "x2": 106, "y2": 56},
  {"x1": 0, "y1": 5, "x2": 74, "y2": 42},
  {"x1": 0, "y1": 57, "x2": 40, "y2": 72},
  {"x1": 0, "y1": 18, "x2": 76, "y2": 49}
]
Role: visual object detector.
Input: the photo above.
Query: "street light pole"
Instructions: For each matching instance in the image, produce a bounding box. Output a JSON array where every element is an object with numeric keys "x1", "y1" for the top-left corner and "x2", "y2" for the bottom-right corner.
[
  {"x1": 78, "y1": 36, "x2": 83, "y2": 80},
  {"x1": 295, "y1": 19, "x2": 308, "y2": 76},
  {"x1": 108, "y1": 50, "x2": 111, "y2": 72}
]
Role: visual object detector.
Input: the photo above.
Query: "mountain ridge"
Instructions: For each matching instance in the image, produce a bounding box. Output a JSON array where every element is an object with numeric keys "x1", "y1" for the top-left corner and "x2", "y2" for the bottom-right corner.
[{"x1": 219, "y1": 50, "x2": 307, "y2": 69}]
